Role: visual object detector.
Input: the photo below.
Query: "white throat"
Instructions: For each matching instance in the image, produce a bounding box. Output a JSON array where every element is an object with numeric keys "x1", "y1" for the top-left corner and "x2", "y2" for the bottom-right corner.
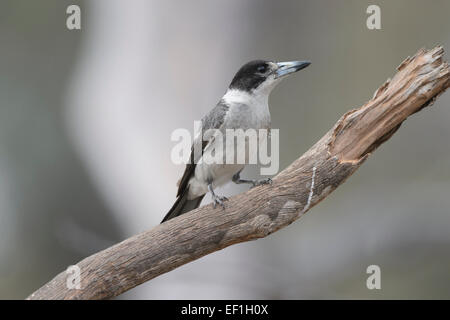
[{"x1": 223, "y1": 88, "x2": 270, "y2": 110}]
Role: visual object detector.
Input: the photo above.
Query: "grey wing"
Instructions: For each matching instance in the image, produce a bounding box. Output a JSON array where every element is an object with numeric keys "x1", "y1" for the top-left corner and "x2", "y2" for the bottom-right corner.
[
  {"x1": 202, "y1": 99, "x2": 230, "y2": 132},
  {"x1": 176, "y1": 100, "x2": 229, "y2": 197}
]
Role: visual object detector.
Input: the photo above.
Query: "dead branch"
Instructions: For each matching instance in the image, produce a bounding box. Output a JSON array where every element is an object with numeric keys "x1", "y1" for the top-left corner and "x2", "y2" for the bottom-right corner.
[{"x1": 28, "y1": 46, "x2": 450, "y2": 300}]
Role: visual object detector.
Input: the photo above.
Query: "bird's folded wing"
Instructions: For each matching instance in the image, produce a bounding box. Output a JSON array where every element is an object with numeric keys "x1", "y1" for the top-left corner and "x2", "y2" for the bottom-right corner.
[{"x1": 176, "y1": 100, "x2": 230, "y2": 197}]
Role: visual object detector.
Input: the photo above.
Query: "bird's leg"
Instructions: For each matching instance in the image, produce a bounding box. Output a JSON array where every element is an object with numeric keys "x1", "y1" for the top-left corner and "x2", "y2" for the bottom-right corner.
[
  {"x1": 207, "y1": 183, "x2": 228, "y2": 209},
  {"x1": 232, "y1": 171, "x2": 273, "y2": 188}
]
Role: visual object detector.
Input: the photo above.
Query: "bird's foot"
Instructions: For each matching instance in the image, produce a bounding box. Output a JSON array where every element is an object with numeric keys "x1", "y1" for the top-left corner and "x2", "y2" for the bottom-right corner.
[
  {"x1": 212, "y1": 194, "x2": 228, "y2": 209},
  {"x1": 208, "y1": 183, "x2": 228, "y2": 209},
  {"x1": 251, "y1": 178, "x2": 273, "y2": 188}
]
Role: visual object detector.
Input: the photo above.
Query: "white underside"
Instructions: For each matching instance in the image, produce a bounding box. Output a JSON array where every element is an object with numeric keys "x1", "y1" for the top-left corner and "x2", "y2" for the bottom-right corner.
[
  {"x1": 187, "y1": 163, "x2": 245, "y2": 199},
  {"x1": 186, "y1": 88, "x2": 272, "y2": 200}
]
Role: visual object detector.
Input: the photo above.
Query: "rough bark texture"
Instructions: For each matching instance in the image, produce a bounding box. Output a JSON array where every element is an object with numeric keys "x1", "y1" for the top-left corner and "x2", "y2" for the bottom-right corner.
[{"x1": 28, "y1": 47, "x2": 450, "y2": 300}]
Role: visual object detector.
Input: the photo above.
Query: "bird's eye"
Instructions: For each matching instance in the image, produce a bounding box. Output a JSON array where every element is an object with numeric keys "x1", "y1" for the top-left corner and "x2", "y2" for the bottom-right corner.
[{"x1": 257, "y1": 65, "x2": 267, "y2": 73}]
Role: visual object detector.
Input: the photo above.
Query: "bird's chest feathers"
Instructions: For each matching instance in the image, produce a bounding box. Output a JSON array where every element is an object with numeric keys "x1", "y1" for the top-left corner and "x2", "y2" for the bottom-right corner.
[{"x1": 223, "y1": 91, "x2": 271, "y2": 130}]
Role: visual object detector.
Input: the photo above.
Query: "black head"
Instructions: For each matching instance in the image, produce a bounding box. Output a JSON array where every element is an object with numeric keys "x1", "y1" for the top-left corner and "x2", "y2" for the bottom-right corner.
[
  {"x1": 228, "y1": 60, "x2": 311, "y2": 93},
  {"x1": 229, "y1": 60, "x2": 273, "y2": 92}
]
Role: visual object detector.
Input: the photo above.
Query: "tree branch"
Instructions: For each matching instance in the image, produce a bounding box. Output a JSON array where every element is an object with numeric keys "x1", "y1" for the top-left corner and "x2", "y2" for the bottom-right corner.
[{"x1": 28, "y1": 46, "x2": 450, "y2": 300}]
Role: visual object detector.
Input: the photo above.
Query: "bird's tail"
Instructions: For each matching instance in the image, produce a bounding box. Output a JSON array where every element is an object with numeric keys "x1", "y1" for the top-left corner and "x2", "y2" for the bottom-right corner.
[{"x1": 161, "y1": 188, "x2": 204, "y2": 223}]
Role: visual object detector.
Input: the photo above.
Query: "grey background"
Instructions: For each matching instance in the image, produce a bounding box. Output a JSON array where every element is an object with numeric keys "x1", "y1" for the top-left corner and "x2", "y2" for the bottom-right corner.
[{"x1": 0, "y1": 0, "x2": 449, "y2": 299}]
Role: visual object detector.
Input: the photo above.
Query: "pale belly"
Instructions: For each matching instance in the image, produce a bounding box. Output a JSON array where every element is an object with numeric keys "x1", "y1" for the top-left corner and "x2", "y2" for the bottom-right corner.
[
  {"x1": 187, "y1": 162, "x2": 244, "y2": 199},
  {"x1": 187, "y1": 131, "x2": 269, "y2": 200},
  {"x1": 187, "y1": 100, "x2": 271, "y2": 200}
]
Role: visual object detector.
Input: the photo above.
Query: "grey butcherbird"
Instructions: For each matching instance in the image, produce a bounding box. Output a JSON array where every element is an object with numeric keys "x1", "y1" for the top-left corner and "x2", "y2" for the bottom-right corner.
[{"x1": 161, "y1": 60, "x2": 310, "y2": 223}]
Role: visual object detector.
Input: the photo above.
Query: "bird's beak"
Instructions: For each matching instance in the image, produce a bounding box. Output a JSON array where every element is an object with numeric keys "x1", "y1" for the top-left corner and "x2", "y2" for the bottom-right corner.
[{"x1": 275, "y1": 61, "x2": 311, "y2": 78}]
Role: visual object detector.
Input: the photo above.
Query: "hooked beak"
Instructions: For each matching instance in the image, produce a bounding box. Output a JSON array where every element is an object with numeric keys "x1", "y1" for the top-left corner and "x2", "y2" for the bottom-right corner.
[{"x1": 275, "y1": 61, "x2": 311, "y2": 78}]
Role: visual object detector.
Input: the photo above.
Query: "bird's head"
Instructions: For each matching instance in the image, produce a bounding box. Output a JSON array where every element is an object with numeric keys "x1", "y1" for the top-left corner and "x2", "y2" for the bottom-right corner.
[{"x1": 228, "y1": 59, "x2": 310, "y2": 96}]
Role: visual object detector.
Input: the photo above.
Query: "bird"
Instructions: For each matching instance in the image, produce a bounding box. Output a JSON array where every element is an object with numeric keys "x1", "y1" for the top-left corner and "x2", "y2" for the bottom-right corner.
[{"x1": 161, "y1": 59, "x2": 310, "y2": 223}]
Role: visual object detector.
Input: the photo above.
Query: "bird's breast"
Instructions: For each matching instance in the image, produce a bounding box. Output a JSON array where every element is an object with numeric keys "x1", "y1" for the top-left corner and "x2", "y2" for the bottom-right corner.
[{"x1": 225, "y1": 102, "x2": 271, "y2": 130}]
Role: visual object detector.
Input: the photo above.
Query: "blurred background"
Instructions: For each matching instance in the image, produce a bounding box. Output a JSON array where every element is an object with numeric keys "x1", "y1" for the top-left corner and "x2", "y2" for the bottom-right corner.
[{"x1": 1, "y1": 0, "x2": 449, "y2": 299}]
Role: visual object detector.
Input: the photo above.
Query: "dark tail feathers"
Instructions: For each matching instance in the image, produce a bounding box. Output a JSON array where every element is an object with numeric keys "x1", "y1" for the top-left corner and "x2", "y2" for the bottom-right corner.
[{"x1": 161, "y1": 189, "x2": 204, "y2": 223}]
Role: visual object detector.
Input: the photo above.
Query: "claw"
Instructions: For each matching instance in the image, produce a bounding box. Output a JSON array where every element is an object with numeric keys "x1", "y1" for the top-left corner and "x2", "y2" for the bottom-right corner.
[
  {"x1": 208, "y1": 183, "x2": 228, "y2": 210},
  {"x1": 251, "y1": 178, "x2": 273, "y2": 188},
  {"x1": 212, "y1": 195, "x2": 228, "y2": 209}
]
